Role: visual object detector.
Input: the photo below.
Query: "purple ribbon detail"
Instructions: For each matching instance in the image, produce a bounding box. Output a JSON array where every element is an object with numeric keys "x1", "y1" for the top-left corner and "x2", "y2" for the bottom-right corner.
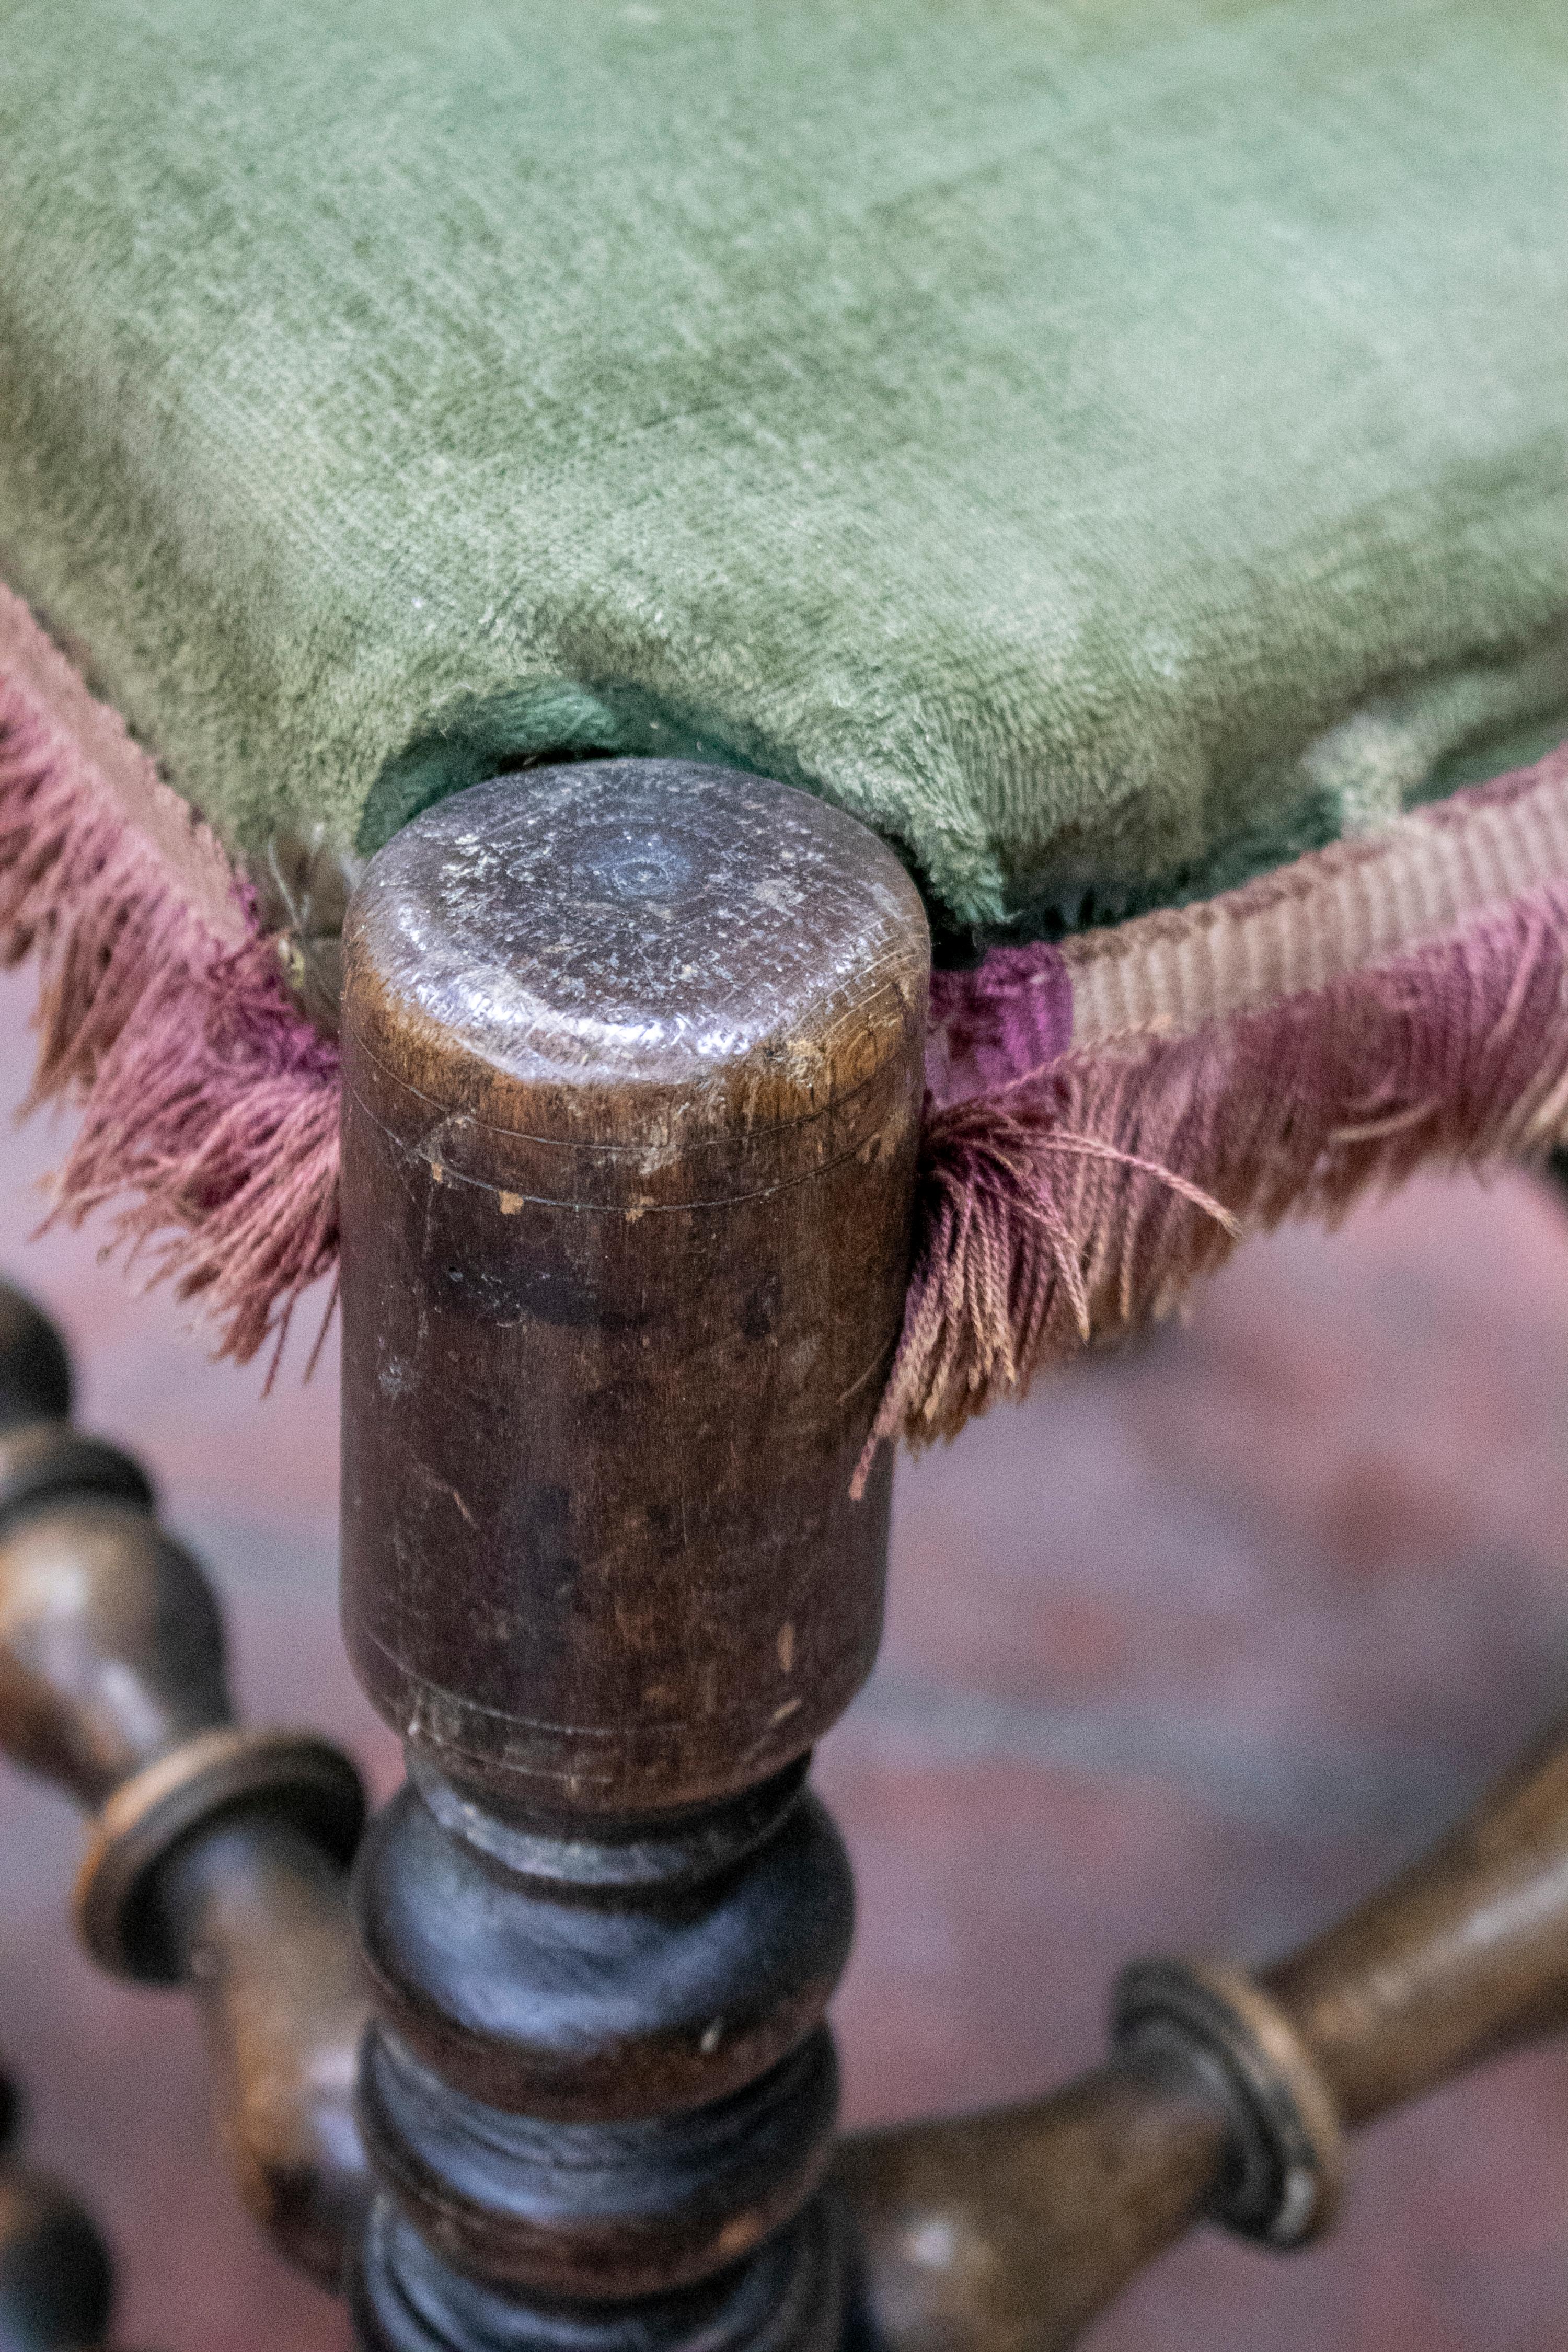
[{"x1": 927, "y1": 942, "x2": 1074, "y2": 1108}]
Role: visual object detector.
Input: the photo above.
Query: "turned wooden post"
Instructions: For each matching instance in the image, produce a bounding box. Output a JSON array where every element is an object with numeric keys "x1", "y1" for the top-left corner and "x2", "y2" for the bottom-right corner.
[
  {"x1": 838, "y1": 1708, "x2": 1568, "y2": 2352},
  {"x1": 338, "y1": 760, "x2": 929, "y2": 2351},
  {"x1": 0, "y1": 1282, "x2": 369, "y2": 2288}
]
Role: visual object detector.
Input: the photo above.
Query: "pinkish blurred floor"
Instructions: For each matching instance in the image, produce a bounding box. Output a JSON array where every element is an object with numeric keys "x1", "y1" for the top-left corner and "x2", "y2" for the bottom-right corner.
[{"x1": 3, "y1": 958, "x2": 1568, "y2": 2351}]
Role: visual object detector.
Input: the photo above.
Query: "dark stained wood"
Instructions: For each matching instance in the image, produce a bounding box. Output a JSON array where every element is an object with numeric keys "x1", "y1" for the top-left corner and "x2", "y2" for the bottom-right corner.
[
  {"x1": 1115, "y1": 1956, "x2": 1345, "y2": 2245},
  {"x1": 356, "y1": 2024, "x2": 839, "y2": 2298},
  {"x1": 0, "y1": 1424, "x2": 152, "y2": 1533},
  {"x1": 354, "y1": 2192, "x2": 853, "y2": 2352},
  {"x1": 836, "y1": 1704, "x2": 1568, "y2": 2352},
  {"x1": 353, "y1": 1780, "x2": 854, "y2": 2120},
  {"x1": 0, "y1": 1282, "x2": 372, "y2": 2292},
  {"x1": 76, "y1": 1723, "x2": 363, "y2": 1986},
  {"x1": 338, "y1": 763, "x2": 930, "y2": 2352},
  {"x1": 347, "y1": 1763, "x2": 857, "y2": 2338},
  {"x1": 340, "y1": 759, "x2": 928, "y2": 1819},
  {"x1": 7, "y1": 758, "x2": 1568, "y2": 2351}
]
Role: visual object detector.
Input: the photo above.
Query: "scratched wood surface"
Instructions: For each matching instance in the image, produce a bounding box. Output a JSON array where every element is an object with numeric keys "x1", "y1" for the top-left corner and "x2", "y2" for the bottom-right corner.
[{"x1": 2, "y1": 958, "x2": 1568, "y2": 2352}]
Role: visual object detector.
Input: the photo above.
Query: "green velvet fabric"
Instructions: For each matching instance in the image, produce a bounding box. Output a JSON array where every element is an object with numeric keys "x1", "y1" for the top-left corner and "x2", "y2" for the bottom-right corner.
[{"x1": 0, "y1": 0, "x2": 1564, "y2": 938}]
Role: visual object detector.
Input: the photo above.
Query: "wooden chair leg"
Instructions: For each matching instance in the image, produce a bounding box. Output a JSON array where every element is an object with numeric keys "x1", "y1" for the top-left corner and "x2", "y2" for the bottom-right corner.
[
  {"x1": 336, "y1": 760, "x2": 929, "y2": 2351},
  {"x1": 839, "y1": 1707, "x2": 1568, "y2": 2351},
  {"x1": 0, "y1": 1282, "x2": 370, "y2": 2288}
]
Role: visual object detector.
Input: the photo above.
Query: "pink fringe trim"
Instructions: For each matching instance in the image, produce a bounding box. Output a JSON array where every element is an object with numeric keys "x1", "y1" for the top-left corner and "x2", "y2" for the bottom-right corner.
[
  {"x1": 4, "y1": 595, "x2": 1566, "y2": 1459},
  {"x1": 0, "y1": 666, "x2": 341, "y2": 1367},
  {"x1": 866, "y1": 814, "x2": 1568, "y2": 1473}
]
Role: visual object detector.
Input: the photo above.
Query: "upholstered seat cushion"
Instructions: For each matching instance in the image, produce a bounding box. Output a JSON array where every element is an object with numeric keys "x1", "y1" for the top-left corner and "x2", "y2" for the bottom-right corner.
[
  {"x1": 2, "y1": 0, "x2": 1566, "y2": 1419},
  {"x1": 1, "y1": 0, "x2": 1564, "y2": 941}
]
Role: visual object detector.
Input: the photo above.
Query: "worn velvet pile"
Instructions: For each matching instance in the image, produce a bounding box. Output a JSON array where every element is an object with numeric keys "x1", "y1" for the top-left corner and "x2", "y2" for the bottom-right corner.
[{"x1": 0, "y1": 0, "x2": 1564, "y2": 1443}]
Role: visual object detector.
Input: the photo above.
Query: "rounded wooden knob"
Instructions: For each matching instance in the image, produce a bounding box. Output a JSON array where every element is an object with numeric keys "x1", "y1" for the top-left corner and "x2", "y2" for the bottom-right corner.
[{"x1": 340, "y1": 760, "x2": 929, "y2": 1817}]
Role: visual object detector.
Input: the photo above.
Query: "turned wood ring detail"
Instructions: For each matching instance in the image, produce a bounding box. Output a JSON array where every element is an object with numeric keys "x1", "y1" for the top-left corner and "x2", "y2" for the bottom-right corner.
[
  {"x1": 1113, "y1": 1957, "x2": 1346, "y2": 2247},
  {"x1": 75, "y1": 1725, "x2": 367, "y2": 1982},
  {"x1": 403, "y1": 1747, "x2": 812, "y2": 1893},
  {"x1": 354, "y1": 2184, "x2": 854, "y2": 2352}
]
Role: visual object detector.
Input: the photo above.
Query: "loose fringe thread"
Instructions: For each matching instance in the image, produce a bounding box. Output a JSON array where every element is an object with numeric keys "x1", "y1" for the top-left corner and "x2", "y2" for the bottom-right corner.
[
  {"x1": 6, "y1": 633, "x2": 1568, "y2": 1454},
  {"x1": 863, "y1": 878, "x2": 1568, "y2": 1472},
  {"x1": 0, "y1": 674, "x2": 341, "y2": 1368}
]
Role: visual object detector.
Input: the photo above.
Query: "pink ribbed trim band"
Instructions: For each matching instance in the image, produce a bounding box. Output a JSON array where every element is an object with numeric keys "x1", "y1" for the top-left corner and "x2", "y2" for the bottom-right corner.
[
  {"x1": 2, "y1": 580, "x2": 1565, "y2": 1454},
  {"x1": 866, "y1": 741, "x2": 1568, "y2": 1476},
  {"x1": 0, "y1": 584, "x2": 340, "y2": 1365}
]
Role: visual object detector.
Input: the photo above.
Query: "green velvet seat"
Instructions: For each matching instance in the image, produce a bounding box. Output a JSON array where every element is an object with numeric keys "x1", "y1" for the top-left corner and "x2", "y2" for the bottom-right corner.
[
  {"x1": 1, "y1": 0, "x2": 1564, "y2": 945},
  {"x1": 0, "y1": 0, "x2": 1565, "y2": 1406}
]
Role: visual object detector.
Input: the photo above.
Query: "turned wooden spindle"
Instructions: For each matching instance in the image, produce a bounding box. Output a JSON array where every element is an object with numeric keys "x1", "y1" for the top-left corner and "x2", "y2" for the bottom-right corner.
[
  {"x1": 838, "y1": 1705, "x2": 1568, "y2": 2352},
  {"x1": 0, "y1": 1282, "x2": 370, "y2": 2287},
  {"x1": 338, "y1": 760, "x2": 929, "y2": 2352}
]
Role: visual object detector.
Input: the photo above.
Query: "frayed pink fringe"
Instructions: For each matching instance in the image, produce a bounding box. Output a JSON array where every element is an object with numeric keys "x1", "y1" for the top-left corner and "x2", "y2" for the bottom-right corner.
[
  {"x1": 864, "y1": 862, "x2": 1568, "y2": 1473},
  {"x1": 0, "y1": 673, "x2": 340, "y2": 1367},
  {"x1": 6, "y1": 609, "x2": 1567, "y2": 1456}
]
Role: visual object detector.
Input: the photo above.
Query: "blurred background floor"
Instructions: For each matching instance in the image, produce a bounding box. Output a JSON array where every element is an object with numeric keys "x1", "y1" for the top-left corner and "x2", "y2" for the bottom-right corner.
[{"x1": 4, "y1": 959, "x2": 1568, "y2": 2351}]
